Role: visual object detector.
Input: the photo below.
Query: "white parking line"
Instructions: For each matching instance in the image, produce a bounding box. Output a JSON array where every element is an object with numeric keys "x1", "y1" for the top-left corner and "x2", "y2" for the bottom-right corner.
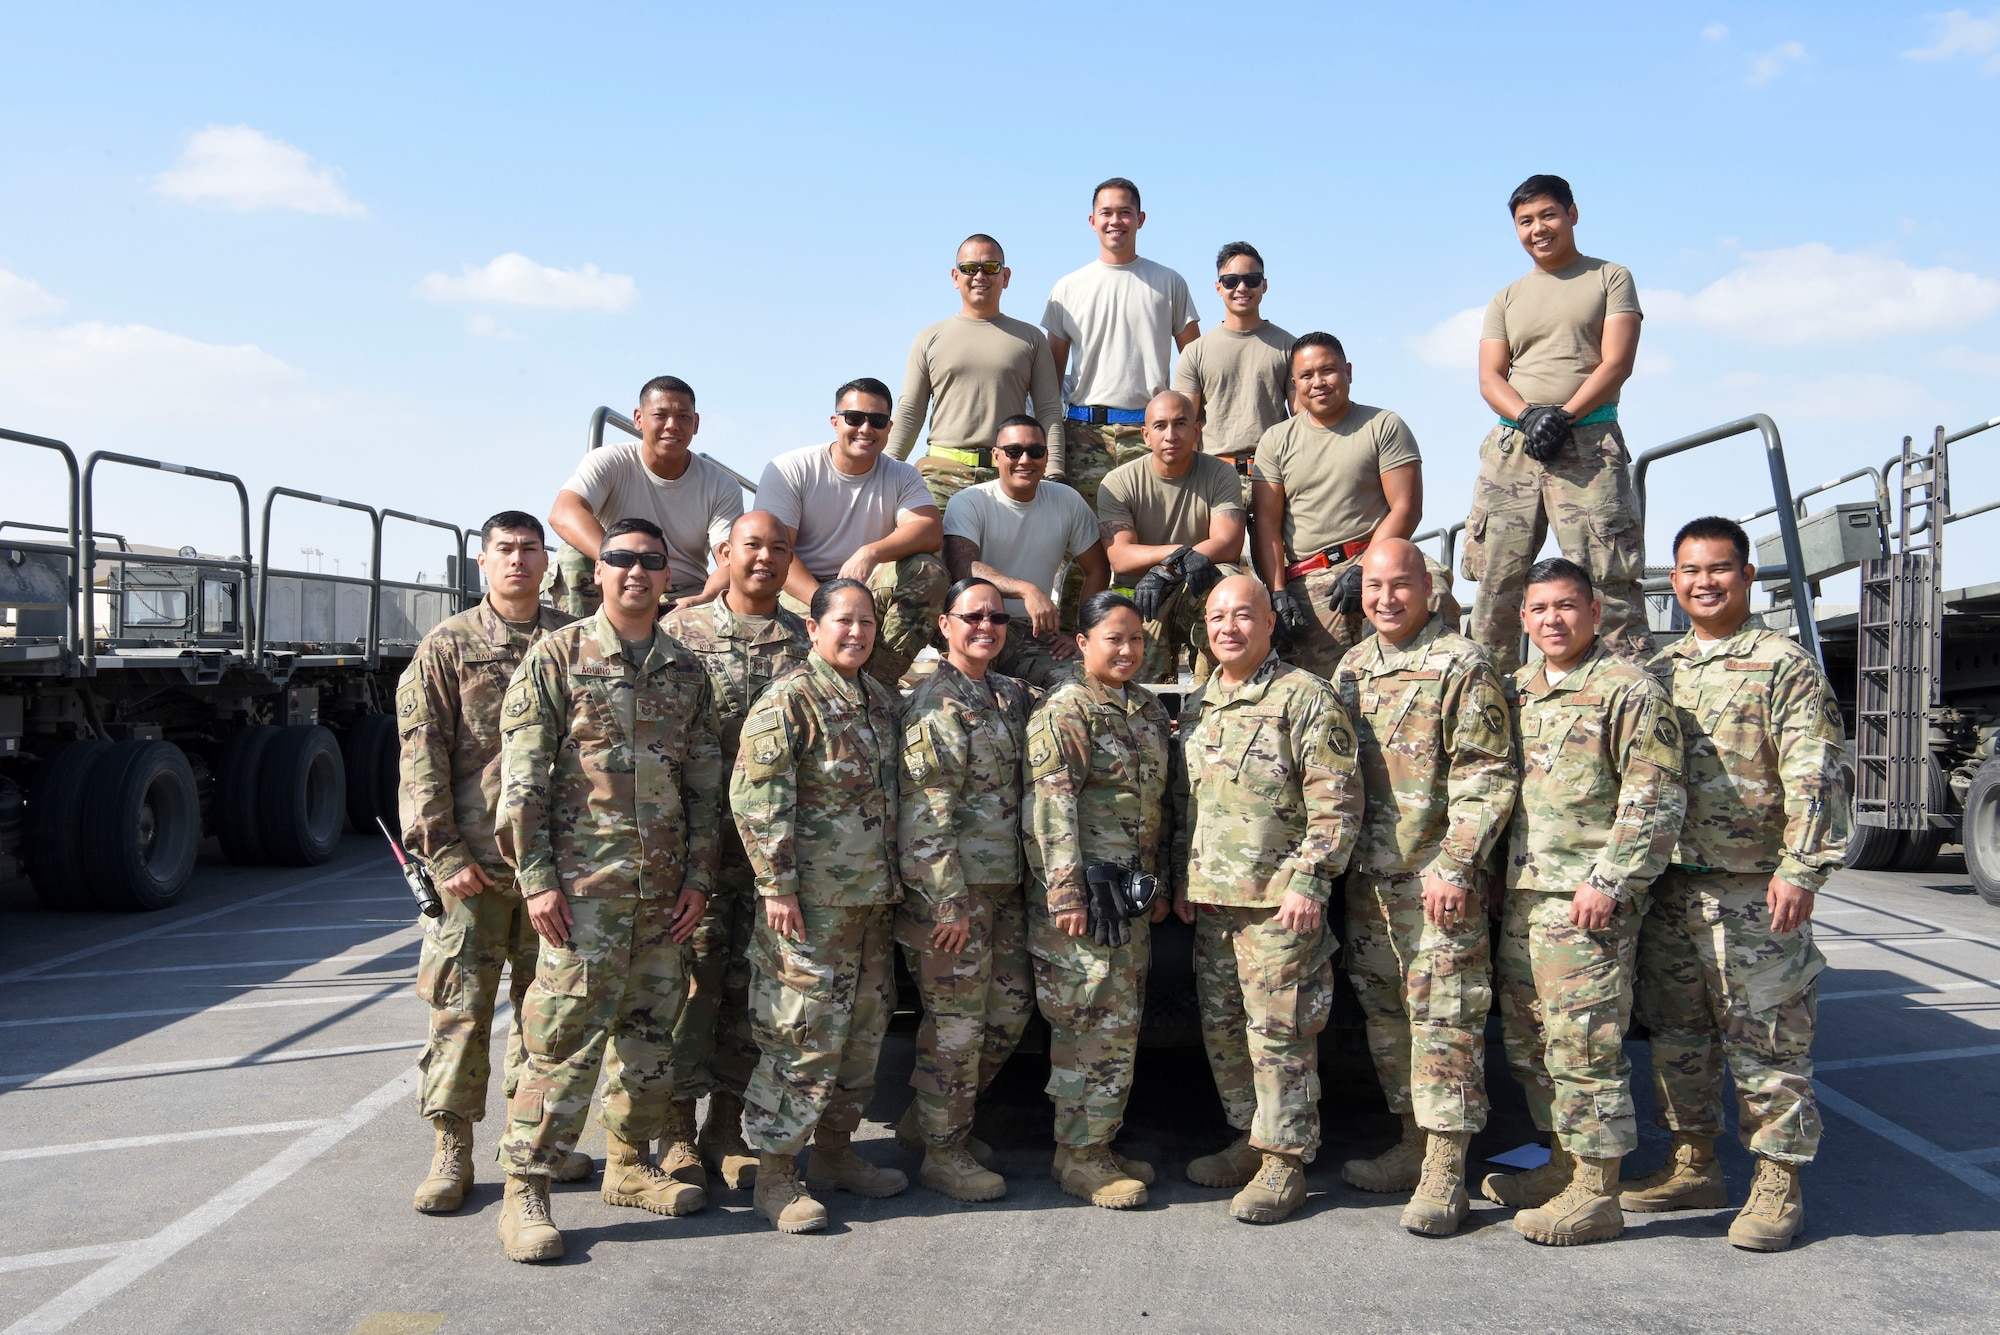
[
  {"x1": 2, "y1": 1064, "x2": 419, "y2": 1335},
  {"x1": 1957, "y1": 1146, "x2": 2000, "y2": 1165},
  {"x1": 1817, "y1": 1084, "x2": 2000, "y2": 1203},
  {"x1": 1817, "y1": 1043, "x2": 2000, "y2": 1072},
  {"x1": 163, "y1": 922, "x2": 418, "y2": 939},
  {"x1": 0, "y1": 1121, "x2": 333, "y2": 1163},
  {"x1": 1821, "y1": 935, "x2": 1983, "y2": 949},
  {"x1": 1820, "y1": 980, "x2": 1999, "y2": 1001},
  {"x1": 1817, "y1": 891, "x2": 2000, "y2": 951},
  {"x1": 0, "y1": 987, "x2": 413, "y2": 1030},
  {"x1": 1, "y1": 1039, "x2": 425, "y2": 1089},
  {"x1": 24, "y1": 951, "x2": 417, "y2": 981},
  {"x1": 0, "y1": 1245, "x2": 134, "y2": 1277}
]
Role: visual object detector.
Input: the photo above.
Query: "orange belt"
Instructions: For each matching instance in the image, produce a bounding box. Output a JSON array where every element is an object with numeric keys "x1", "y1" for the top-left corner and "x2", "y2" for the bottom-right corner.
[{"x1": 1284, "y1": 539, "x2": 1369, "y2": 581}]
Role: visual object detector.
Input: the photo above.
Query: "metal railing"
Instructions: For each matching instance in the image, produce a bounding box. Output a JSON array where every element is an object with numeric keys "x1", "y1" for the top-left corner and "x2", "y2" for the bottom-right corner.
[
  {"x1": 586, "y1": 405, "x2": 757, "y2": 493},
  {"x1": 1941, "y1": 416, "x2": 2000, "y2": 529},
  {"x1": 380, "y1": 508, "x2": 473, "y2": 641},
  {"x1": 1411, "y1": 521, "x2": 1466, "y2": 578},
  {"x1": 1, "y1": 429, "x2": 83, "y2": 654},
  {"x1": 255, "y1": 487, "x2": 380, "y2": 664}
]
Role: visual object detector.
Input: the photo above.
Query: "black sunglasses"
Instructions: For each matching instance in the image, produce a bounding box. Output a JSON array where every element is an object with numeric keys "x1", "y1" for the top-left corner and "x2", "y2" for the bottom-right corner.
[
  {"x1": 945, "y1": 611, "x2": 1012, "y2": 626},
  {"x1": 1218, "y1": 272, "x2": 1266, "y2": 291},
  {"x1": 956, "y1": 260, "x2": 1003, "y2": 275},
  {"x1": 997, "y1": 444, "x2": 1047, "y2": 460},
  {"x1": 600, "y1": 549, "x2": 668, "y2": 570},
  {"x1": 838, "y1": 409, "x2": 892, "y2": 429}
]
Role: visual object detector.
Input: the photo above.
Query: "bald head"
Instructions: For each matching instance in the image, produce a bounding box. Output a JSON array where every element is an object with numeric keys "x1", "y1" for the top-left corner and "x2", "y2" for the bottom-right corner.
[
  {"x1": 1361, "y1": 538, "x2": 1426, "y2": 582},
  {"x1": 720, "y1": 508, "x2": 794, "y2": 607},
  {"x1": 1359, "y1": 538, "x2": 1433, "y2": 645},
  {"x1": 1211, "y1": 573, "x2": 1269, "y2": 612},
  {"x1": 730, "y1": 509, "x2": 789, "y2": 545},
  {"x1": 1142, "y1": 390, "x2": 1199, "y2": 473},
  {"x1": 1205, "y1": 574, "x2": 1277, "y2": 679}
]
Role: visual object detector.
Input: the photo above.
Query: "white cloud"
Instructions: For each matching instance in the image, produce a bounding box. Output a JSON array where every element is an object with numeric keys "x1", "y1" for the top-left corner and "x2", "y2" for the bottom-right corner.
[
  {"x1": 1644, "y1": 244, "x2": 2000, "y2": 344},
  {"x1": 154, "y1": 125, "x2": 364, "y2": 217},
  {"x1": 1746, "y1": 40, "x2": 1807, "y2": 85},
  {"x1": 1410, "y1": 306, "x2": 1484, "y2": 370},
  {"x1": 1904, "y1": 9, "x2": 2000, "y2": 73},
  {"x1": 0, "y1": 319, "x2": 301, "y2": 418},
  {"x1": 466, "y1": 313, "x2": 515, "y2": 340},
  {"x1": 0, "y1": 269, "x2": 67, "y2": 322},
  {"x1": 1935, "y1": 344, "x2": 2000, "y2": 376},
  {"x1": 417, "y1": 253, "x2": 637, "y2": 311},
  {"x1": 1701, "y1": 22, "x2": 1728, "y2": 41}
]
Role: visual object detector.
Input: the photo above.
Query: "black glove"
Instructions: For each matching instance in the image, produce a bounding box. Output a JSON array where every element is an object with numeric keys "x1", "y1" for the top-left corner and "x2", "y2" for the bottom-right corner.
[
  {"x1": 1328, "y1": 560, "x2": 1364, "y2": 615},
  {"x1": 1270, "y1": 586, "x2": 1314, "y2": 647},
  {"x1": 1087, "y1": 876, "x2": 1130, "y2": 948},
  {"x1": 1133, "y1": 545, "x2": 1191, "y2": 621},
  {"x1": 1181, "y1": 549, "x2": 1223, "y2": 598},
  {"x1": 1518, "y1": 405, "x2": 1572, "y2": 463}
]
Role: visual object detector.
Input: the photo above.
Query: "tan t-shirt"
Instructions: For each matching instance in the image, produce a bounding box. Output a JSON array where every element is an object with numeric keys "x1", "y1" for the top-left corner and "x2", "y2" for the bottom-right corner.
[
  {"x1": 942, "y1": 480, "x2": 1099, "y2": 615},
  {"x1": 1042, "y1": 257, "x2": 1199, "y2": 410},
  {"x1": 886, "y1": 313, "x2": 1067, "y2": 472},
  {"x1": 1481, "y1": 255, "x2": 1643, "y2": 407},
  {"x1": 561, "y1": 445, "x2": 745, "y2": 594},
  {"x1": 1097, "y1": 453, "x2": 1245, "y2": 550},
  {"x1": 1250, "y1": 404, "x2": 1422, "y2": 560},
  {"x1": 1172, "y1": 322, "x2": 1294, "y2": 456},
  {"x1": 755, "y1": 444, "x2": 937, "y2": 580}
]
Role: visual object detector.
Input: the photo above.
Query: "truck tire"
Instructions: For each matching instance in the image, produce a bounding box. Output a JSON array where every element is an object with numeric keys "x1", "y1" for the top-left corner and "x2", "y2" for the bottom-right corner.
[
  {"x1": 1888, "y1": 758, "x2": 1948, "y2": 873},
  {"x1": 24, "y1": 739, "x2": 111, "y2": 910},
  {"x1": 81, "y1": 740, "x2": 201, "y2": 911},
  {"x1": 260, "y1": 724, "x2": 346, "y2": 866},
  {"x1": 341, "y1": 713, "x2": 398, "y2": 835},
  {"x1": 1962, "y1": 757, "x2": 2000, "y2": 907},
  {"x1": 216, "y1": 725, "x2": 276, "y2": 865}
]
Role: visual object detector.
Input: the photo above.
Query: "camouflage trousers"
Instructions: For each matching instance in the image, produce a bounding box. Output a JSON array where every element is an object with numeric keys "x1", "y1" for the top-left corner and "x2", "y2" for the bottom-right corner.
[
  {"x1": 894, "y1": 883, "x2": 1034, "y2": 1150},
  {"x1": 1279, "y1": 556, "x2": 1461, "y2": 681},
  {"x1": 782, "y1": 553, "x2": 950, "y2": 691},
  {"x1": 496, "y1": 895, "x2": 688, "y2": 1176},
  {"x1": 1635, "y1": 868, "x2": 1824, "y2": 1164},
  {"x1": 993, "y1": 619, "x2": 1084, "y2": 691},
  {"x1": 1125, "y1": 561, "x2": 1244, "y2": 684},
  {"x1": 549, "y1": 545, "x2": 702, "y2": 619},
  {"x1": 1496, "y1": 888, "x2": 1646, "y2": 1159},
  {"x1": 1028, "y1": 902, "x2": 1152, "y2": 1147},
  {"x1": 914, "y1": 450, "x2": 996, "y2": 513},
  {"x1": 1057, "y1": 420, "x2": 1152, "y2": 622},
  {"x1": 1461, "y1": 420, "x2": 1654, "y2": 677},
  {"x1": 415, "y1": 883, "x2": 539, "y2": 1122},
  {"x1": 1193, "y1": 904, "x2": 1338, "y2": 1158},
  {"x1": 668, "y1": 857, "x2": 759, "y2": 1101},
  {"x1": 743, "y1": 901, "x2": 896, "y2": 1156},
  {"x1": 1346, "y1": 872, "x2": 1492, "y2": 1132}
]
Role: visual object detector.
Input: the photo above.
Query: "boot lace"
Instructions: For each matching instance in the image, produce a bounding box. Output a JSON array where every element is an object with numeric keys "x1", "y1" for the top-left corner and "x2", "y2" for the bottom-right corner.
[
  {"x1": 1746, "y1": 1162, "x2": 1790, "y2": 1214},
  {"x1": 1254, "y1": 1156, "x2": 1290, "y2": 1191},
  {"x1": 1415, "y1": 1140, "x2": 1458, "y2": 1199},
  {"x1": 515, "y1": 1180, "x2": 552, "y2": 1225}
]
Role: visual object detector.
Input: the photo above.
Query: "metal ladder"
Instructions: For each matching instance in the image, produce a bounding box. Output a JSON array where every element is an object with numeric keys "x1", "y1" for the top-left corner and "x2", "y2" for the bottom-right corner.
[{"x1": 1854, "y1": 429, "x2": 1945, "y2": 831}]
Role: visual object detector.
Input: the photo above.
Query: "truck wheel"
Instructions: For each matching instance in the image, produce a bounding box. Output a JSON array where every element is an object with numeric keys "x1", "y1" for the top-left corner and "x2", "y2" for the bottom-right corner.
[
  {"x1": 341, "y1": 713, "x2": 398, "y2": 834},
  {"x1": 82, "y1": 740, "x2": 201, "y2": 911},
  {"x1": 216, "y1": 725, "x2": 276, "y2": 865},
  {"x1": 1889, "y1": 758, "x2": 1948, "y2": 873},
  {"x1": 24, "y1": 739, "x2": 111, "y2": 910},
  {"x1": 1962, "y1": 758, "x2": 2000, "y2": 907},
  {"x1": 260, "y1": 724, "x2": 346, "y2": 866}
]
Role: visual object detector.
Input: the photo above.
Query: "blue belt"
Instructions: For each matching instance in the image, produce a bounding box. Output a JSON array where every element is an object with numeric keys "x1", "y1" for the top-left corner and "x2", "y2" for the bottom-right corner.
[
  {"x1": 1499, "y1": 403, "x2": 1618, "y2": 431},
  {"x1": 1066, "y1": 405, "x2": 1146, "y2": 425}
]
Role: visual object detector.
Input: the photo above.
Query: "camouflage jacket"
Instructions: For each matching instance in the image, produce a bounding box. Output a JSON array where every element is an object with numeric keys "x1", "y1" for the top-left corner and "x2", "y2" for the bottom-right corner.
[
  {"x1": 1170, "y1": 651, "x2": 1363, "y2": 907},
  {"x1": 395, "y1": 598, "x2": 573, "y2": 889},
  {"x1": 497, "y1": 610, "x2": 721, "y2": 901},
  {"x1": 898, "y1": 661, "x2": 1034, "y2": 919},
  {"x1": 1649, "y1": 617, "x2": 1847, "y2": 890},
  {"x1": 1506, "y1": 640, "x2": 1686, "y2": 902},
  {"x1": 1333, "y1": 615, "x2": 1519, "y2": 888},
  {"x1": 730, "y1": 653, "x2": 903, "y2": 906},
  {"x1": 1023, "y1": 673, "x2": 1171, "y2": 915}
]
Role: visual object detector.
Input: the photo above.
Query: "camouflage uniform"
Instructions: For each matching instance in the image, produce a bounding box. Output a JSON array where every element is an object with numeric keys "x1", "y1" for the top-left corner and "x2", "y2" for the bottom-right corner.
[
  {"x1": 1639, "y1": 618, "x2": 1845, "y2": 1163},
  {"x1": 1279, "y1": 554, "x2": 1462, "y2": 682},
  {"x1": 548, "y1": 545, "x2": 704, "y2": 619},
  {"x1": 1333, "y1": 615, "x2": 1518, "y2": 1132},
  {"x1": 397, "y1": 598, "x2": 574, "y2": 1123},
  {"x1": 731, "y1": 655, "x2": 904, "y2": 1156},
  {"x1": 1123, "y1": 563, "x2": 1248, "y2": 686},
  {"x1": 1462, "y1": 421, "x2": 1654, "y2": 675},
  {"x1": 914, "y1": 450, "x2": 998, "y2": 514},
  {"x1": 991, "y1": 619, "x2": 1082, "y2": 691},
  {"x1": 896, "y1": 661, "x2": 1037, "y2": 1149},
  {"x1": 493, "y1": 612, "x2": 722, "y2": 1176},
  {"x1": 655, "y1": 598, "x2": 811, "y2": 1103},
  {"x1": 1023, "y1": 674, "x2": 1171, "y2": 1147},
  {"x1": 1055, "y1": 421, "x2": 1152, "y2": 621},
  {"x1": 1170, "y1": 652, "x2": 1364, "y2": 1158},
  {"x1": 1498, "y1": 641, "x2": 1685, "y2": 1159},
  {"x1": 778, "y1": 553, "x2": 950, "y2": 691}
]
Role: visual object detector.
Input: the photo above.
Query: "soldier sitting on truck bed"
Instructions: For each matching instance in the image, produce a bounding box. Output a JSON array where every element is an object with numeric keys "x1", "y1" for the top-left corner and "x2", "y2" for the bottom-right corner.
[{"x1": 547, "y1": 375, "x2": 745, "y2": 616}]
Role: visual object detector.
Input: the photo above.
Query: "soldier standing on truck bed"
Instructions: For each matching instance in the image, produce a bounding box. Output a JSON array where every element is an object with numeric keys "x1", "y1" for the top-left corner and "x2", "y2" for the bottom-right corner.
[
  {"x1": 397, "y1": 511, "x2": 590, "y2": 1217},
  {"x1": 1624, "y1": 516, "x2": 1845, "y2": 1254},
  {"x1": 885, "y1": 234, "x2": 1068, "y2": 512},
  {"x1": 547, "y1": 375, "x2": 745, "y2": 616},
  {"x1": 1462, "y1": 174, "x2": 1652, "y2": 676}
]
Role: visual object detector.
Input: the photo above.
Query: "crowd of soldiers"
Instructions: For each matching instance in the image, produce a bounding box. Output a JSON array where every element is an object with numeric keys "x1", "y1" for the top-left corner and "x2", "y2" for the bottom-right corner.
[{"x1": 395, "y1": 173, "x2": 1847, "y2": 1265}]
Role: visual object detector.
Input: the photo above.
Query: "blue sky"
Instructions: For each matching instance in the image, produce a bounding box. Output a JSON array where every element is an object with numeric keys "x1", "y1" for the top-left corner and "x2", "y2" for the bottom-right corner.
[{"x1": 3, "y1": 2, "x2": 1998, "y2": 597}]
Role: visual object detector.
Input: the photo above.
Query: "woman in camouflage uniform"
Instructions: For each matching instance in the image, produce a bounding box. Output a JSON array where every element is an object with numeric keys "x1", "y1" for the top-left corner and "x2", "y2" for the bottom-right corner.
[{"x1": 1023, "y1": 591, "x2": 1172, "y2": 1209}]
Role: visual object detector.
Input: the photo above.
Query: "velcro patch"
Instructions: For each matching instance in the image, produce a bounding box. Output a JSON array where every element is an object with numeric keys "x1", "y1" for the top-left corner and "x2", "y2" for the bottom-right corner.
[
  {"x1": 1635, "y1": 696, "x2": 1684, "y2": 776},
  {"x1": 499, "y1": 677, "x2": 541, "y2": 730},
  {"x1": 741, "y1": 707, "x2": 791, "y2": 781},
  {"x1": 395, "y1": 676, "x2": 431, "y2": 733},
  {"x1": 1460, "y1": 670, "x2": 1512, "y2": 760},
  {"x1": 1026, "y1": 714, "x2": 1065, "y2": 782},
  {"x1": 903, "y1": 723, "x2": 940, "y2": 787},
  {"x1": 1305, "y1": 706, "x2": 1358, "y2": 771}
]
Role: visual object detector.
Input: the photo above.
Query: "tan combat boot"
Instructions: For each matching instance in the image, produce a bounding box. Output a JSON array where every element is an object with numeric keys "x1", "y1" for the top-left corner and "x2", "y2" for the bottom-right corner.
[
  {"x1": 754, "y1": 1152, "x2": 828, "y2": 1234},
  {"x1": 656, "y1": 1098, "x2": 707, "y2": 1189},
  {"x1": 1481, "y1": 1141, "x2": 1573, "y2": 1208},
  {"x1": 921, "y1": 1144, "x2": 1007, "y2": 1202},
  {"x1": 1230, "y1": 1151, "x2": 1307, "y2": 1224},
  {"x1": 1400, "y1": 1131, "x2": 1472, "y2": 1236},
  {"x1": 497, "y1": 1174, "x2": 563, "y2": 1263},
  {"x1": 1515, "y1": 1155, "x2": 1624, "y2": 1245},
  {"x1": 1112, "y1": 1149, "x2": 1157, "y2": 1186},
  {"x1": 413, "y1": 1112, "x2": 473, "y2": 1214},
  {"x1": 1342, "y1": 1112, "x2": 1425, "y2": 1193},
  {"x1": 895, "y1": 1103, "x2": 994, "y2": 1167},
  {"x1": 552, "y1": 1148, "x2": 595, "y2": 1182},
  {"x1": 1054, "y1": 1143, "x2": 1149, "y2": 1209},
  {"x1": 698, "y1": 1090, "x2": 759, "y2": 1189},
  {"x1": 1187, "y1": 1132, "x2": 1261, "y2": 1189},
  {"x1": 602, "y1": 1130, "x2": 706, "y2": 1216},
  {"x1": 1728, "y1": 1157, "x2": 1804, "y2": 1251},
  {"x1": 806, "y1": 1125, "x2": 910, "y2": 1198},
  {"x1": 1619, "y1": 1132, "x2": 1728, "y2": 1212}
]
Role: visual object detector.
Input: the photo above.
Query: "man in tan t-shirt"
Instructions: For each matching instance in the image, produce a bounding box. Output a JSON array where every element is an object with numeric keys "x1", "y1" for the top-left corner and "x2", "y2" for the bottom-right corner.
[
  {"x1": 1172, "y1": 241, "x2": 1293, "y2": 480},
  {"x1": 1463, "y1": 173, "x2": 1652, "y2": 675},
  {"x1": 1099, "y1": 390, "x2": 1247, "y2": 683},
  {"x1": 887, "y1": 234, "x2": 1067, "y2": 512},
  {"x1": 1252, "y1": 333, "x2": 1456, "y2": 680}
]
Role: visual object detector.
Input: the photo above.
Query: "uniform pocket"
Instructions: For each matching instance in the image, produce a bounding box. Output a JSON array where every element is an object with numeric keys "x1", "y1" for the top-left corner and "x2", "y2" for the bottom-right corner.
[
  {"x1": 747, "y1": 923, "x2": 840, "y2": 1002},
  {"x1": 1461, "y1": 505, "x2": 1488, "y2": 584},
  {"x1": 1587, "y1": 505, "x2": 1644, "y2": 585},
  {"x1": 1744, "y1": 930, "x2": 1826, "y2": 1014},
  {"x1": 532, "y1": 943, "x2": 589, "y2": 999},
  {"x1": 416, "y1": 915, "x2": 470, "y2": 1008}
]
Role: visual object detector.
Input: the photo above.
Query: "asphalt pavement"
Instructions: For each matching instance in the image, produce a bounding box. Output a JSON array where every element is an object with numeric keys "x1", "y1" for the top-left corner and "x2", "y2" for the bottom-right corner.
[{"x1": 1, "y1": 839, "x2": 1997, "y2": 1334}]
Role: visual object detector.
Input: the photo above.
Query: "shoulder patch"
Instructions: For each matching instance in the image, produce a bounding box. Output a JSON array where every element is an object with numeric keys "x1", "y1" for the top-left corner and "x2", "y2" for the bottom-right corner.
[
  {"x1": 499, "y1": 674, "x2": 541, "y2": 730},
  {"x1": 1305, "y1": 704, "x2": 1358, "y2": 771},
  {"x1": 1460, "y1": 669, "x2": 1513, "y2": 760},
  {"x1": 395, "y1": 675, "x2": 431, "y2": 732},
  {"x1": 902, "y1": 722, "x2": 940, "y2": 787},
  {"x1": 1026, "y1": 712, "x2": 1065, "y2": 782},
  {"x1": 1635, "y1": 695, "x2": 1685, "y2": 776},
  {"x1": 741, "y1": 706, "x2": 792, "y2": 781}
]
